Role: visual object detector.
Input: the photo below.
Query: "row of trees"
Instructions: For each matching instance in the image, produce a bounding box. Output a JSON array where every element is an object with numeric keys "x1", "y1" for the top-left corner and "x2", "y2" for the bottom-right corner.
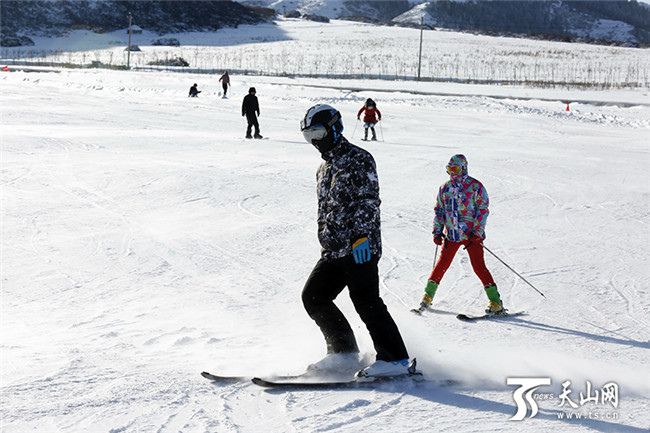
[{"x1": 0, "y1": 1, "x2": 268, "y2": 37}]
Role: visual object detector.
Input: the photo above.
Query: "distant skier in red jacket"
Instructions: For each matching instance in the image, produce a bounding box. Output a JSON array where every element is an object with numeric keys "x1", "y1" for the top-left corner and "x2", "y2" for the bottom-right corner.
[{"x1": 357, "y1": 98, "x2": 381, "y2": 141}]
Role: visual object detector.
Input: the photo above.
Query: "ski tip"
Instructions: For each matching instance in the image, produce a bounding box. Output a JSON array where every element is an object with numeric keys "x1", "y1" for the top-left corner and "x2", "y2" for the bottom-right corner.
[
  {"x1": 202, "y1": 371, "x2": 227, "y2": 381},
  {"x1": 201, "y1": 372, "x2": 250, "y2": 383},
  {"x1": 456, "y1": 314, "x2": 472, "y2": 321},
  {"x1": 251, "y1": 377, "x2": 319, "y2": 388},
  {"x1": 251, "y1": 377, "x2": 274, "y2": 387},
  {"x1": 410, "y1": 308, "x2": 422, "y2": 315}
]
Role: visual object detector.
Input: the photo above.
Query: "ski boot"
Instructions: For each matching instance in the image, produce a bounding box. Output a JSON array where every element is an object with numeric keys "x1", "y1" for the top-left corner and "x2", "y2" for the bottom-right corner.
[
  {"x1": 306, "y1": 353, "x2": 361, "y2": 374},
  {"x1": 483, "y1": 284, "x2": 506, "y2": 315},
  {"x1": 413, "y1": 280, "x2": 438, "y2": 313},
  {"x1": 356, "y1": 358, "x2": 410, "y2": 379},
  {"x1": 485, "y1": 301, "x2": 507, "y2": 315},
  {"x1": 419, "y1": 294, "x2": 432, "y2": 310}
]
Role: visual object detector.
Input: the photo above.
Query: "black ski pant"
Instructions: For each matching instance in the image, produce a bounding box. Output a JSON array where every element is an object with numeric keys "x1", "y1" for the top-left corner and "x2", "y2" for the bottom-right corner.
[
  {"x1": 302, "y1": 255, "x2": 409, "y2": 362},
  {"x1": 245, "y1": 113, "x2": 260, "y2": 137}
]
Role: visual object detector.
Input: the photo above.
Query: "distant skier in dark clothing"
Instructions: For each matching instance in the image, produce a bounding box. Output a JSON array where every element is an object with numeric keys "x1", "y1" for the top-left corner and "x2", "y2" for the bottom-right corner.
[
  {"x1": 188, "y1": 83, "x2": 201, "y2": 97},
  {"x1": 299, "y1": 103, "x2": 411, "y2": 379},
  {"x1": 242, "y1": 87, "x2": 262, "y2": 139},
  {"x1": 357, "y1": 98, "x2": 381, "y2": 141},
  {"x1": 219, "y1": 71, "x2": 230, "y2": 98}
]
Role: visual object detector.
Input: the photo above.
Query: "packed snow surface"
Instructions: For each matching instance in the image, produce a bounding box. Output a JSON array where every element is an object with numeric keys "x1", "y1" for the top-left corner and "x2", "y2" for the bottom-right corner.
[{"x1": 2, "y1": 19, "x2": 649, "y2": 433}]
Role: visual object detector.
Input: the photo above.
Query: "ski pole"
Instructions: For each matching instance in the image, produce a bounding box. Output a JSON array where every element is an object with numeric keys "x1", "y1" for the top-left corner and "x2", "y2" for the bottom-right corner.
[
  {"x1": 379, "y1": 120, "x2": 384, "y2": 141},
  {"x1": 481, "y1": 243, "x2": 546, "y2": 298},
  {"x1": 352, "y1": 119, "x2": 359, "y2": 139},
  {"x1": 410, "y1": 243, "x2": 441, "y2": 314}
]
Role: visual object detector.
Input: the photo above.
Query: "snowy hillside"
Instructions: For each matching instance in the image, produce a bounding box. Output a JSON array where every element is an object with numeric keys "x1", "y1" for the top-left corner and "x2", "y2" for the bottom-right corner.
[
  {"x1": 239, "y1": 0, "x2": 404, "y2": 18},
  {"x1": 237, "y1": 0, "x2": 650, "y2": 44},
  {"x1": 2, "y1": 18, "x2": 650, "y2": 433}
]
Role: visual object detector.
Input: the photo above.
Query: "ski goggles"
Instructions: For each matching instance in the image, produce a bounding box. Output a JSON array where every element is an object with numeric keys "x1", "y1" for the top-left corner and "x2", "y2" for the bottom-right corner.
[
  {"x1": 301, "y1": 111, "x2": 341, "y2": 143},
  {"x1": 301, "y1": 124, "x2": 328, "y2": 143},
  {"x1": 446, "y1": 164, "x2": 461, "y2": 175}
]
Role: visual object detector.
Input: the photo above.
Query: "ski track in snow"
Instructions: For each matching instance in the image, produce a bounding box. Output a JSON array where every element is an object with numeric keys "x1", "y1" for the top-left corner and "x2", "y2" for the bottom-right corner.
[{"x1": 2, "y1": 45, "x2": 649, "y2": 433}]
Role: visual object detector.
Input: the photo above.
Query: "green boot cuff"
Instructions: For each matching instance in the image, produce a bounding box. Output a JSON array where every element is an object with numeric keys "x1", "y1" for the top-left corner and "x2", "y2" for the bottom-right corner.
[
  {"x1": 424, "y1": 280, "x2": 439, "y2": 298},
  {"x1": 484, "y1": 284, "x2": 502, "y2": 303}
]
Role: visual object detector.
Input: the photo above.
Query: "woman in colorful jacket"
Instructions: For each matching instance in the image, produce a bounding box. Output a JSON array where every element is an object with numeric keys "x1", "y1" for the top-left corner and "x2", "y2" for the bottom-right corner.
[
  {"x1": 415, "y1": 154, "x2": 505, "y2": 315},
  {"x1": 357, "y1": 98, "x2": 381, "y2": 141}
]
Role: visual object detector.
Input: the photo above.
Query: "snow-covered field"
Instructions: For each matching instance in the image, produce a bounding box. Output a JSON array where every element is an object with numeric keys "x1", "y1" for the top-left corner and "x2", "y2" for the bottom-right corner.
[
  {"x1": 3, "y1": 19, "x2": 649, "y2": 88},
  {"x1": 2, "y1": 19, "x2": 650, "y2": 433}
]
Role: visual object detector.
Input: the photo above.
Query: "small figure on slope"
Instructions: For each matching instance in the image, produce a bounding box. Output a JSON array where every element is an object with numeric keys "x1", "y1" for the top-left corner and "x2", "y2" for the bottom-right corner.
[
  {"x1": 357, "y1": 98, "x2": 381, "y2": 141},
  {"x1": 241, "y1": 87, "x2": 262, "y2": 139},
  {"x1": 188, "y1": 83, "x2": 201, "y2": 97},
  {"x1": 219, "y1": 71, "x2": 230, "y2": 98},
  {"x1": 299, "y1": 104, "x2": 411, "y2": 379},
  {"x1": 416, "y1": 154, "x2": 506, "y2": 315}
]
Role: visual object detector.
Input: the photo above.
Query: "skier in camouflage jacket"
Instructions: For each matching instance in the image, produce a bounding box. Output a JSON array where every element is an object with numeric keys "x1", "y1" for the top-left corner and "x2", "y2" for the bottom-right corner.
[
  {"x1": 298, "y1": 104, "x2": 410, "y2": 375},
  {"x1": 316, "y1": 136, "x2": 382, "y2": 261}
]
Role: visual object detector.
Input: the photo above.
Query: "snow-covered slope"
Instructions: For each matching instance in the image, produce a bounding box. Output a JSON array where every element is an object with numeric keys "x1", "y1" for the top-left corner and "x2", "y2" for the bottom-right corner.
[{"x1": 1, "y1": 20, "x2": 649, "y2": 433}]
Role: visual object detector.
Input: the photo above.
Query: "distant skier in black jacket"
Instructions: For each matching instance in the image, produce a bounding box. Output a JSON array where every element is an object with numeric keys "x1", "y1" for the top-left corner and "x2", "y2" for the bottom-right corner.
[
  {"x1": 299, "y1": 104, "x2": 410, "y2": 379},
  {"x1": 241, "y1": 87, "x2": 262, "y2": 139},
  {"x1": 188, "y1": 83, "x2": 201, "y2": 97}
]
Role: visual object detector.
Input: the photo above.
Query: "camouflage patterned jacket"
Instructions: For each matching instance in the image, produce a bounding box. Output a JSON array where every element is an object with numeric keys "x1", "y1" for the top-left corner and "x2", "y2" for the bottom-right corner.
[{"x1": 316, "y1": 137, "x2": 382, "y2": 260}]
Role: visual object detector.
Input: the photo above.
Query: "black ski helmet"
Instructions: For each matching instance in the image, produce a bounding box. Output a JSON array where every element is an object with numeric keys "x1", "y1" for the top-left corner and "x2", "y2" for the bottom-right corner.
[
  {"x1": 249, "y1": 87, "x2": 256, "y2": 93},
  {"x1": 300, "y1": 104, "x2": 343, "y2": 152}
]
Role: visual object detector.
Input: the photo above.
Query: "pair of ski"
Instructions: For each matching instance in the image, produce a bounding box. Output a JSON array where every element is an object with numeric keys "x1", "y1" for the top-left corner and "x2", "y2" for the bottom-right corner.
[{"x1": 202, "y1": 359, "x2": 458, "y2": 389}]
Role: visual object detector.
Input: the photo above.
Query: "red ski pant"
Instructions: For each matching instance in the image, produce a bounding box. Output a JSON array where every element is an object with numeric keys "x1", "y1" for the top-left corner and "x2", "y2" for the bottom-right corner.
[{"x1": 429, "y1": 238, "x2": 495, "y2": 287}]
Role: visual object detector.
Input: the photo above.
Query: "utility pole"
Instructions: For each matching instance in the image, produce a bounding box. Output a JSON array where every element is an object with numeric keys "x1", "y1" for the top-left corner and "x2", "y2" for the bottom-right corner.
[
  {"x1": 417, "y1": 16, "x2": 424, "y2": 81},
  {"x1": 127, "y1": 12, "x2": 132, "y2": 69}
]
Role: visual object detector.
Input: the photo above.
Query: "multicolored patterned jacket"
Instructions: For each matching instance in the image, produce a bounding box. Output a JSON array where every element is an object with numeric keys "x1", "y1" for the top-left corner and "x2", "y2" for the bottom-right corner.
[
  {"x1": 316, "y1": 137, "x2": 382, "y2": 260},
  {"x1": 432, "y1": 174, "x2": 489, "y2": 242}
]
